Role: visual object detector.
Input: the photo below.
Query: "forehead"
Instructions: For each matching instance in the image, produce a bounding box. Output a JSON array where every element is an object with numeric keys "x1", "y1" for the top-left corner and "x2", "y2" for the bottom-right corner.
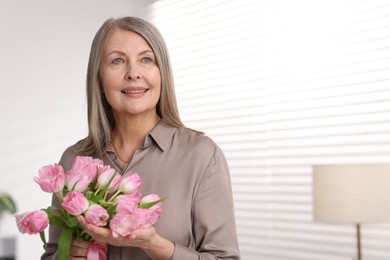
[{"x1": 103, "y1": 28, "x2": 153, "y2": 53}]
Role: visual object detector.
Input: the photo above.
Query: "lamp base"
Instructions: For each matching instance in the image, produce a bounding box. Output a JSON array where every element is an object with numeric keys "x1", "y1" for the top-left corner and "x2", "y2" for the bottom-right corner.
[{"x1": 356, "y1": 223, "x2": 362, "y2": 260}]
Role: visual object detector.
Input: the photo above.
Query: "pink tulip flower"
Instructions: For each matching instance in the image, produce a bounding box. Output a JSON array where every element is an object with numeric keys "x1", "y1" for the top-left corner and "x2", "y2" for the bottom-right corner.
[
  {"x1": 70, "y1": 156, "x2": 104, "y2": 182},
  {"x1": 96, "y1": 166, "x2": 121, "y2": 193},
  {"x1": 15, "y1": 210, "x2": 49, "y2": 235},
  {"x1": 109, "y1": 208, "x2": 158, "y2": 238},
  {"x1": 110, "y1": 213, "x2": 137, "y2": 238},
  {"x1": 125, "y1": 189, "x2": 142, "y2": 201},
  {"x1": 115, "y1": 194, "x2": 139, "y2": 214},
  {"x1": 87, "y1": 241, "x2": 107, "y2": 260},
  {"x1": 65, "y1": 171, "x2": 94, "y2": 193},
  {"x1": 85, "y1": 204, "x2": 109, "y2": 227},
  {"x1": 140, "y1": 194, "x2": 163, "y2": 217},
  {"x1": 132, "y1": 208, "x2": 159, "y2": 229},
  {"x1": 62, "y1": 191, "x2": 89, "y2": 216},
  {"x1": 118, "y1": 173, "x2": 142, "y2": 194},
  {"x1": 34, "y1": 164, "x2": 65, "y2": 193}
]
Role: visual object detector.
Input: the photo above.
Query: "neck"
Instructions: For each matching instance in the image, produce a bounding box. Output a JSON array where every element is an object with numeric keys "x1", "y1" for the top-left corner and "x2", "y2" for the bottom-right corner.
[
  {"x1": 113, "y1": 113, "x2": 160, "y2": 142},
  {"x1": 111, "y1": 113, "x2": 160, "y2": 164}
]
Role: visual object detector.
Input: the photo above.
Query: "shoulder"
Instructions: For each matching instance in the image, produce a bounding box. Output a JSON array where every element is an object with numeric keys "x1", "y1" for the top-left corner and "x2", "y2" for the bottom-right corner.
[
  {"x1": 173, "y1": 127, "x2": 223, "y2": 161},
  {"x1": 175, "y1": 127, "x2": 215, "y2": 147},
  {"x1": 58, "y1": 138, "x2": 88, "y2": 171},
  {"x1": 154, "y1": 121, "x2": 218, "y2": 156}
]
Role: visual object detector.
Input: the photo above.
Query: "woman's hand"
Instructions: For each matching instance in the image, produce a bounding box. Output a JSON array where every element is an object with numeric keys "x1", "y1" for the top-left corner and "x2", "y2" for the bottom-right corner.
[
  {"x1": 77, "y1": 215, "x2": 153, "y2": 247},
  {"x1": 77, "y1": 215, "x2": 174, "y2": 260},
  {"x1": 69, "y1": 238, "x2": 90, "y2": 260}
]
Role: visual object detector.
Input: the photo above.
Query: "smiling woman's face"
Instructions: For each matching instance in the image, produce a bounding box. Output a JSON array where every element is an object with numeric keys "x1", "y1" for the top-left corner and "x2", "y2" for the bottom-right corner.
[{"x1": 99, "y1": 29, "x2": 161, "y2": 118}]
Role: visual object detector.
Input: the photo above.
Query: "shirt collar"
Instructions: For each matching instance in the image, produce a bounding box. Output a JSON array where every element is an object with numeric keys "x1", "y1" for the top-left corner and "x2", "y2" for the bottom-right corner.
[
  {"x1": 147, "y1": 120, "x2": 177, "y2": 152},
  {"x1": 105, "y1": 120, "x2": 177, "y2": 152}
]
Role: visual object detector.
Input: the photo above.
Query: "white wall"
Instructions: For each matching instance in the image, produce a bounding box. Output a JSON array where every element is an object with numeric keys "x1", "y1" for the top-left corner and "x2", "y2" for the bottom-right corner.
[{"x1": 0, "y1": 1, "x2": 147, "y2": 259}]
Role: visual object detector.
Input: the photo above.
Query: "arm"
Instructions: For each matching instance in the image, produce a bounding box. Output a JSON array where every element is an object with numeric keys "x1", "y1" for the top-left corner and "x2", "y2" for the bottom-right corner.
[
  {"x1": 172, "y1": 145, "x2": 240, "y2": 260},
  {"x1": 76, "y1": 216, "x2": 174, "y2": 260},
  {"x1": 41, "y1": 146, "x2": 79, "y2": 260}
]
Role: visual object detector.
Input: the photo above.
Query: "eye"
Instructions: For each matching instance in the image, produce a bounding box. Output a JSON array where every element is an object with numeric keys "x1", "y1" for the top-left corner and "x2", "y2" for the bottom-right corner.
[
  {"x1": 112, "y1": 57, "x2": 124, "y2": 64},
  {"x1": 141, "y1": 57, "x2": 153, "y2": 63}
]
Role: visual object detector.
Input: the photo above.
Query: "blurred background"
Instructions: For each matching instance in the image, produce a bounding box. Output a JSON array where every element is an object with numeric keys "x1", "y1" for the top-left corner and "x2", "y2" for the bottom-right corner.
[{"x1": 0, "y1": 0, "x2": 389, "y2": 259}]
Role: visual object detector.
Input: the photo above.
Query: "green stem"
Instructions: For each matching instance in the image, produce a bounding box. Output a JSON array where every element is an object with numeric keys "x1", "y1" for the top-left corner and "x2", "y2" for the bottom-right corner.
[
  {"x1": 55, "y1": 191, "x2": 63, "y2": 203},
  {"x1": 107, "y1": 190, "x2": 121, "y2": 203},
  {"x1": 94, "y1": 188, "x2": 101, "y2": 196}
]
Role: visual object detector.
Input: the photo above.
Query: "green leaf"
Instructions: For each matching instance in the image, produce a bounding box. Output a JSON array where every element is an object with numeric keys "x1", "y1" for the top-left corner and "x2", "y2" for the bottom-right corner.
[
  {"x1": 85, "y1": 190, "x2": 95, "y2": 201},
  {"x1": 62, "y1": 186, "x2": 69, "y2": 196},
  {"x1": 48, "y1": 214, "x2": 68, "y2": 229},
  {"x1": 0, "y1": 193, "x2": 17, "y2": 214},
  {"x1": 57, "y1": 209, "x2": 69, "y2": 218},
  {"x1": 57, "y1": 228, "x2": 73, "y2": 260},
  {"x1": 138, "y1": 198, "x2": 166, "y2": 209},
  {"x1": 45, "y1": 206, "x2": 58, "y2": 213},
  {"x1": 106, "y1": 204, "x2": 117, "y2": 219},
  {"x1": 67, "y1": 216, "x2": 79, "y2": 228},
  {"x1": 39, "y1": 231, "x2": 47, "y2": 247}
]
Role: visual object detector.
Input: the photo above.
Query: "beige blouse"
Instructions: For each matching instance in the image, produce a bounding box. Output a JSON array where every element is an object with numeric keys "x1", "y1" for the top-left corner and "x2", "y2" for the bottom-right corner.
[{"x1": 41, "y1": 121, "x2": 240, "y2": 260}]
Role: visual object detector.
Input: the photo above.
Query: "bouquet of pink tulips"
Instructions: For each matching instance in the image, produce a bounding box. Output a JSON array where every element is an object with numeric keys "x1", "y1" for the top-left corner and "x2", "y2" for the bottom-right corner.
[{"x1": 15, "y1": 156, "x2": 163, "y2": 260}]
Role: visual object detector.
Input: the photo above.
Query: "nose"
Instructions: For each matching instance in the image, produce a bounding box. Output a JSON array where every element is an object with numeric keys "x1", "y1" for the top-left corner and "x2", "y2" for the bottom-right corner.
[
  {"x1": 125, "y1": 64, "x2": 141, "y2": 80},
  {"x1": 126, "y1": 73, "x2": 141, "y2": 80}
]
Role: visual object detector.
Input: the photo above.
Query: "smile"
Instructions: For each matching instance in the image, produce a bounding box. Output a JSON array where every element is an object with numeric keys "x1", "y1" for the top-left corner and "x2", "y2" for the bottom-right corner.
[{"x1": 121, "y1": 89, "x2": 148, "y2": 94}]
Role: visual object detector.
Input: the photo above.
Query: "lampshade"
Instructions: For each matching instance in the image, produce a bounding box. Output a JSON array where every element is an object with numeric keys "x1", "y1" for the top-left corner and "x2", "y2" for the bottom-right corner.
[{"x1": 312, "y1": 164, "x2": 390, "y2": 223}]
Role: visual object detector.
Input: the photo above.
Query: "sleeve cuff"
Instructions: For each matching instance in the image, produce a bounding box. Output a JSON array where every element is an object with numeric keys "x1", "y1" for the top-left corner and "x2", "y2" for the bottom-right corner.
[{"x1": 170, "y1": 243, "x2": 198, "y2": 260}]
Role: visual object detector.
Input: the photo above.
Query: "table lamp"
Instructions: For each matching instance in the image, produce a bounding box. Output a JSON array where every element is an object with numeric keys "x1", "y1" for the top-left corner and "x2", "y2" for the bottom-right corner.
[{"x1": 312, "y1": 164, "x2": 390, "y2": 260}]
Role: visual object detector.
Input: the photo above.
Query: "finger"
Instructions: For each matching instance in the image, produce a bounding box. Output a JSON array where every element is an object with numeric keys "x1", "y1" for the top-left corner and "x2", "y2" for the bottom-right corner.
[
  {"x1": 88, "y1": 225, "x2": 112, "y2": 238},
  {"x1": 77, "y1": 215, "x2": 87, "y2": 226},
  {"x1": 69, "y1": 244, "x2": 88, "y2": 257},
  {"x1": 76, "y1": 216, "x2": 99, "y2": 238},
  {"x1": 129, "y1": 227, "x2": 155, "y2": 240},
  {"x1": 71, "y1": 239, "x2": 90, "y2": 249}
]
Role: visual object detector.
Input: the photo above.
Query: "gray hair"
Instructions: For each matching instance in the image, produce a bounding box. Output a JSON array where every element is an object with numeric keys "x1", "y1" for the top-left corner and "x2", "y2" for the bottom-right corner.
[{"x1": 79, "y1": 17, "x2": 187, "y2": 155}]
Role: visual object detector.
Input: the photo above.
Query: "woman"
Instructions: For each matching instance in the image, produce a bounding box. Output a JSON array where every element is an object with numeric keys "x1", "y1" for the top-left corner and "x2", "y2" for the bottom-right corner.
[{"x1": 41, "y1": 16, "x2": 240, "y2": 260}]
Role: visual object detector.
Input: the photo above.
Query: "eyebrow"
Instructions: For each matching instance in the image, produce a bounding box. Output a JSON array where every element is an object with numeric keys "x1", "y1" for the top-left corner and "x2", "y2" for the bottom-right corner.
[{"x1": 106, "y1": 49, "x2": 154, "y2": 56}]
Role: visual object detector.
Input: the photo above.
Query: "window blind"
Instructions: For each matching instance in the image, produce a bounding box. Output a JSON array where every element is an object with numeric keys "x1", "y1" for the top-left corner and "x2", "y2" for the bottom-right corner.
[{"x1": 147, "y1": 0, "x2": 390, "y2": 259}]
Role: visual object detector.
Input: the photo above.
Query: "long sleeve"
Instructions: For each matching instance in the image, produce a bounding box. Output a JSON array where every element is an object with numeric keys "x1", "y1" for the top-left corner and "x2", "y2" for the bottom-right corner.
[
  {"x1": 41, "y1": 146, "x2": 80, "y2": 260},
  {"x1": 171, "y1": 145, "x2": 240, "y2": 260}
]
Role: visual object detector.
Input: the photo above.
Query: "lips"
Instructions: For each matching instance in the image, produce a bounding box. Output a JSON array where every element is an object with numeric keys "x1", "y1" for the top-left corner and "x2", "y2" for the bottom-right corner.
[{"x1": 121, "y1": 87, "x2": 149, "y2": 94}]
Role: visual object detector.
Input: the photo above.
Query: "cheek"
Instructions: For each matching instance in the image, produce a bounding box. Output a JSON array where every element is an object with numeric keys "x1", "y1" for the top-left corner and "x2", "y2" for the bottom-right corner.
[
  {"x1": 152, "y1": 69, "x2": 162, "y2": 91},
  {"x1": 100, "y1": 66, "x2": 123, "y2": 88},
  {"x1": 101, "y1": 73, "x2": 121, "y2": 95},
  {"x1": 99, "y1": 76, "x2": 117, "y2": 106},
  {"x1": 153, "y1": 77, "x2": 162, "y2": 99}
]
